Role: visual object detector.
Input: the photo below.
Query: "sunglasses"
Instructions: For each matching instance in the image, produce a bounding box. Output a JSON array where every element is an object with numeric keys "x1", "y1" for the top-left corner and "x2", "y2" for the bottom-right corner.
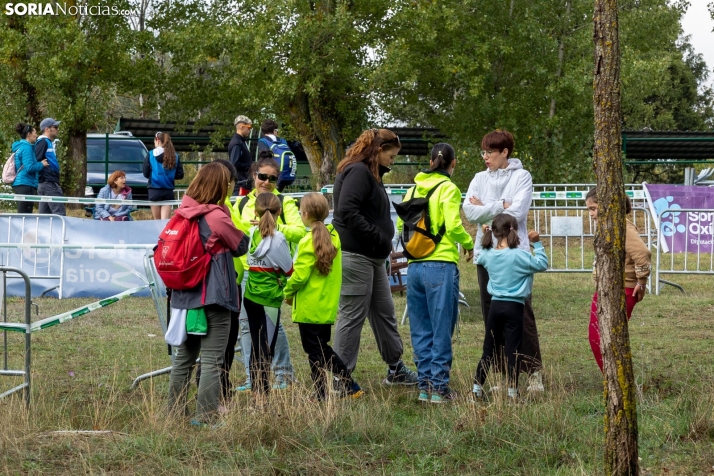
[{"x1": 256, "y1": 172, "x2": 278, "y2": 183}]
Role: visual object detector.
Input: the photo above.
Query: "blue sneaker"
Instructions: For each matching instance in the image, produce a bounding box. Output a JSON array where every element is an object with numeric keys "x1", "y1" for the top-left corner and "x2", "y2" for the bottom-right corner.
[
  {"x1": 418, "y1": 390, "x2": 430, "y2": 402},
  {"x1": 272, "y1": 380, "x2": 289, "y2": 390},
  {"x1": 431, "y1": 388, "x2": 457, "y2": 404},
  {"x1": 190, "y1": 419, "x2": 224, "y2": 430},
  {"x1": 234, "y1": 381, "x2": 251, "y2": 392}
]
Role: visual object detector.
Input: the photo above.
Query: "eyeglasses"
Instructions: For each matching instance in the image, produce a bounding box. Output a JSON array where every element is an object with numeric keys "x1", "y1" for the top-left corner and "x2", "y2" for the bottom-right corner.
[
  {"x1": 480, "y1": 150, "x2": 497, "y2": 158},
  {"x1": 256, "y1": 172, "x2": 278, "y2": 183}
]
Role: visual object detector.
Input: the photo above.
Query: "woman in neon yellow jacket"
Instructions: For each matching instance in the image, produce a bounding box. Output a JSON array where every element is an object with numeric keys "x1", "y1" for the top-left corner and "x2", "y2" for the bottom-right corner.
[
  {"x1": 397, "y1": 143, "x2": 474, "y2": 404},
  {"x1": 283, "y1": 193, "x2": 363, "y2": 401},
  {"x1": 231, "y1": 152, "x2": 306, "y2": 390}
]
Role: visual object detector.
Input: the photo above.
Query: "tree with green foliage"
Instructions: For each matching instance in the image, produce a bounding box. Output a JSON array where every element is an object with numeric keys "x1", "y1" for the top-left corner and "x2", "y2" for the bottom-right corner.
[
  {"x1": 0, "y1": 1, "x2": 140, "y2": 197},
  {"x1": 376, "y1": 0, "x2": 713, "y2": 190}
]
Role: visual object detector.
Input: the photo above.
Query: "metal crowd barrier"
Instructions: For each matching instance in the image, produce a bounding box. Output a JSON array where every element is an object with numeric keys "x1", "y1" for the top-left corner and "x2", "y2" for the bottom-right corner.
[
  {"x1": 0, "y1": 214, "x2": 66, "y2": 298},
  {"x1": 0, "y1": 274, "x2": 148, "y2": 407},
  {"x1": 655, "y1": 208, "x2": 714, "y2": 295},
  {"x1": 530, "y1": 206, "x2": 654, "y2": 279},
  {"x1": 131, "y1": 252, "x2": 173, "y2": 390},
  {"x1": 0, "y1": 267, "x2": 32, "y2": 406}
]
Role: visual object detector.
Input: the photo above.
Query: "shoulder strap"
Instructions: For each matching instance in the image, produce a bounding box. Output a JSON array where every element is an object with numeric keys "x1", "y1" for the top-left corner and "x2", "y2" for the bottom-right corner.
[
  {"x1": 278, "y1": 194, "x2": 286, "y2": 224},
  {"x1": 424, "y1": 180, "x2": 449, "y2": 200},
  {"x1": 238, "y1": 195, "x2": 250, "y2": 216},
  {"x1": 423, "y1": 180, "x2": 450, "y2": 237}
]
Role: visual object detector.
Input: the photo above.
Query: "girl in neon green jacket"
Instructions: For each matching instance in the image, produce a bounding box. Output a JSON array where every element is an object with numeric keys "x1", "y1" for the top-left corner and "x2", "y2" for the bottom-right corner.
[{"x1": 283, "y1": 193, "x2": 363, "y2": 401}]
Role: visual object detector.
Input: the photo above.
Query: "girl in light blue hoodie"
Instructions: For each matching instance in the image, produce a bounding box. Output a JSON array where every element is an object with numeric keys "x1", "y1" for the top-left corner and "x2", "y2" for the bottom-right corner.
[{"x1": 473, "y1": 213, "x2": 548, "y2": 401}]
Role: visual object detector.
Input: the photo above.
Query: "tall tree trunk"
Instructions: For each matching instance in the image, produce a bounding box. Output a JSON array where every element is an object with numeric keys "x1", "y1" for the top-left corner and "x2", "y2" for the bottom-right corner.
[
  {"x1": 61, "y1": 130, "x2": 87, "y2": 199},
  {"x1": 287, "y1": 91, "x2": 343, "y2": 190},
  {"x1": 593, "y1": 0, "x2": 639, "y2": 474}
]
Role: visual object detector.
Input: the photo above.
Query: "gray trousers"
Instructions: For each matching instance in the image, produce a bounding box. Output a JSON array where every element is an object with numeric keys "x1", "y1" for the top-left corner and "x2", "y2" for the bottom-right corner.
[
  {"x1": 333, "y1": 251, "x2": 404, "y2": 372},
  {"x1": 168, "y1": 304, "x2": 230, "y2": 421},
  {"x1": 38, "y1": 182, "x2": 66, "y2": 216}
]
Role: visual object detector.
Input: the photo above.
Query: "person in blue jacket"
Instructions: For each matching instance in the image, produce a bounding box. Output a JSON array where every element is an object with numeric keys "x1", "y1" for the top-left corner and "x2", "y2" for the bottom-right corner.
[
  {"x1": 11, "y1": 123, "x2": 49, "y2": 214},
  {"x1": 143, "y1": 131, "x2": 184, "y2": 219}
]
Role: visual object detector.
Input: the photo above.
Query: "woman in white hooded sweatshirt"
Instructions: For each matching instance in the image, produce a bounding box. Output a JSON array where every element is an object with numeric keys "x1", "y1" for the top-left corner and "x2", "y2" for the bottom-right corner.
[{"x1": 462, "y1": 129, "x2": 544, "y2": 394}]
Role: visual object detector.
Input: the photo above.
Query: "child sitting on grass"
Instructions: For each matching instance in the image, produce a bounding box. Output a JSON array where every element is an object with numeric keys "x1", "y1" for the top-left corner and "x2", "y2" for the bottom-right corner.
[
  {"x1": 473, "y1": 213, "x2": 548, "y2": 401},
  {"x1": 283, "y1": 193, "x2": 364, "y2": 401}
]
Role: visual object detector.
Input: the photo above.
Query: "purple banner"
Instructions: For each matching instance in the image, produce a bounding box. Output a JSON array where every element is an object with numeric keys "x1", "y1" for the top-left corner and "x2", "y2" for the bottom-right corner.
[{"x1": 644, "y1": 183, "x2": 714, "y2": 253}]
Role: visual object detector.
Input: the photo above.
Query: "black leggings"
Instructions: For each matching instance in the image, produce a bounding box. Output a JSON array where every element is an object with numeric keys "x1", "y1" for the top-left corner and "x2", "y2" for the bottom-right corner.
[
  {"x1": 298, "y1": 323, "x2": 353, "y2": 400},
  {"x1": 244, "y1": 297, "x2": 280, "y2": 395},
  {"x1": 474, "y1": 299, "x2": 524, "y2": 389},
  {"x1": 12, "y1": 185, "x2": 37, "y2": 214}
]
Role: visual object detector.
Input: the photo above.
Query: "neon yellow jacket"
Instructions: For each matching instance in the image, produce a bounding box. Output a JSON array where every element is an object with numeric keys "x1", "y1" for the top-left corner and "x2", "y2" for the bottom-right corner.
[
  {"x1": 283, "y1": 225, "x2": 342, "y2": 325},
  {"x1": 231, "y1": 189, "x2": 306, "y2": 275},
  {"x1": 224, "y1": 193, "x2": 246, "y2": 283},
  {"x1": 397, "y1": 170, "x2": 474, "y2": 264}
]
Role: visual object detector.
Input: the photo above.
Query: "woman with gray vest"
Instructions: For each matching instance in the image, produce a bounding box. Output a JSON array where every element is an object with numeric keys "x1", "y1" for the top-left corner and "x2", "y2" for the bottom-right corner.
[{"x1": 332, "y1": 128, "x2": 417, "y2": 385}]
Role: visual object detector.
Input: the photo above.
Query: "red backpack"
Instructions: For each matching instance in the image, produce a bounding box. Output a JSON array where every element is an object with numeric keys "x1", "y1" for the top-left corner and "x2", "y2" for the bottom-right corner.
[{"x1": 154, "y1": 214, "x2": 212, "y2": 292}]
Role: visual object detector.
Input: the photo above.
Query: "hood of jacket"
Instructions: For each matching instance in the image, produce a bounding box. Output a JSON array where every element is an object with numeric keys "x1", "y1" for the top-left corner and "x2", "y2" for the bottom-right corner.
[
  {"x1": 175, "y1": 195, "x2": 230, "y2": 220},
  {"x1": 486, "y1": 158, "x2": 523, "y2": 178},
  {"x1": 251, "y1": 232, "x2": 272, "y2": 259},
  {"x1": 11, "y1": 140, "x2": 31, "y2": 153},
  {"x1": 413, "y1": 169, "x2": 452, "y2": 196}
]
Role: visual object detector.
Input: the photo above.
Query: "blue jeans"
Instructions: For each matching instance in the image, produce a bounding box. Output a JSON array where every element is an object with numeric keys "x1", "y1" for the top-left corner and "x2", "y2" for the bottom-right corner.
[{"x1": 407, "y1": 261, "x2": 459, "y2": 393}]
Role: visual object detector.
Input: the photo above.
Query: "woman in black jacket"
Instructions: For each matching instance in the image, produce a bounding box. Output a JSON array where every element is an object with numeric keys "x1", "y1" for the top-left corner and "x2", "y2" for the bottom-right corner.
[{"x1": 332, "y1": 128, "x2": 417, "y2": 386}]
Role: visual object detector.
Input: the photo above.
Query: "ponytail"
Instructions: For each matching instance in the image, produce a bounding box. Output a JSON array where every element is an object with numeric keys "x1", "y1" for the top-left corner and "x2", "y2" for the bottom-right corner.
[
  {"x1": 488, "y1": 213, "x2": 521, "y2": 249},
  {"x1": 481, "y1": 227, "x2": 494, "y2": 249},
  {"x1": 312, "y1": 221, "x2": 337, "y2": 275},
  {"x1": 430, "y1": 143, "x2": 455, "y2": 171},
  {"x1": 156, "y1": 132, "x2": 177, "y2": 170},
  {"x1": 254, "y1": 192, "x2": 281, "y2": 239},
  {"x1": 300, "y1": 192, "x2": 336, "y2": 275},
  {"x1": 506, "y1": 228, "x2": 519, "y2": 249}
]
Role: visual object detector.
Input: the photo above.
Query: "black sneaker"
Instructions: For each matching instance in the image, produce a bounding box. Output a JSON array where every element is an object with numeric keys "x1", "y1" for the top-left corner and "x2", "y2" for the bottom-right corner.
[{"x1": 383, "y1": 362, "x2": 418, "y2": 386}]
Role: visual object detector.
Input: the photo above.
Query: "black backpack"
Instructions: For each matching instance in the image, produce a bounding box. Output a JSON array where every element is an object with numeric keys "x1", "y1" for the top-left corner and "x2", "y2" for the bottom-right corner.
[{"x1": 393, "y1": 181, "x2": 448, "y2": 260}]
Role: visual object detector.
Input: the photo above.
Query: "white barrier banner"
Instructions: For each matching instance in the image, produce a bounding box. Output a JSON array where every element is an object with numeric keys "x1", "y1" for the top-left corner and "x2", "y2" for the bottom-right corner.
[{"x1": 1, "y1": 216, "x2": 165, "y2": 298}]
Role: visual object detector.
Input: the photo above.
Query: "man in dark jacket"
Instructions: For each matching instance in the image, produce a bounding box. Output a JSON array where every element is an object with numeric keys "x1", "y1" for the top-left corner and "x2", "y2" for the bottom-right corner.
[
  {"x1": 35, "y1": 117, "x2": 66, "y2": 216},
  {"x1": 227, "y1": 115, "x2": 253, "y2": 195}
]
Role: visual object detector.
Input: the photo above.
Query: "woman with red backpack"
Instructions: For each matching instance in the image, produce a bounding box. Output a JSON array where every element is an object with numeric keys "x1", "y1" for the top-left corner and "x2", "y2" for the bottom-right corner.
[{"x1": 166, "y1": 162, "x2": 248, "y2": 427}]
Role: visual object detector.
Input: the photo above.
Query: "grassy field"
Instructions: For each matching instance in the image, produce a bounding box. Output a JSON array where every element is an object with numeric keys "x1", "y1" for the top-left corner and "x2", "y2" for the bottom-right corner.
[{"x1": 1, "y1": 257, "x2": 714, "y2": 475}]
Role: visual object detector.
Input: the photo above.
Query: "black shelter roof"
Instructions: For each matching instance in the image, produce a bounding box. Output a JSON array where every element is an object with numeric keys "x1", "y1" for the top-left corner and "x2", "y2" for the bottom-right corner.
[
  {"x1": 115, "y1": 118, "x2": 447, "y2": 157},
  {"x1": 623, "y1": 130, "x2": 714, "y2": 161}
]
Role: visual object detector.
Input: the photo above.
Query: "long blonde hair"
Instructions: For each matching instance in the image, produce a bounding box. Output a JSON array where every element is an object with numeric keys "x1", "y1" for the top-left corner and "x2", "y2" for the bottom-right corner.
[
  {"x1": 255, "y1": 192, "x2": 281, "y2": 238},
  {"x1": 301, "y1": 193, "x2": 337, "y2": 275}
]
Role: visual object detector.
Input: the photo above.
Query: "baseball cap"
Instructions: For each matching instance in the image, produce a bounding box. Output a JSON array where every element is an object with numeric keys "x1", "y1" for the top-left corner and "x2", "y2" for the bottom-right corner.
[{"x1": 40, "y1": 118, "x2": 61, "y2": 131}]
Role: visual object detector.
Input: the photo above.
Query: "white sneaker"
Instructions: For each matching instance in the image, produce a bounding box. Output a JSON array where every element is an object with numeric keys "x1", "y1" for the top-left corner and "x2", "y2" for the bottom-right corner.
[{"x1": 526, "y1": 371, "x2": 545, "y2": 393}]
